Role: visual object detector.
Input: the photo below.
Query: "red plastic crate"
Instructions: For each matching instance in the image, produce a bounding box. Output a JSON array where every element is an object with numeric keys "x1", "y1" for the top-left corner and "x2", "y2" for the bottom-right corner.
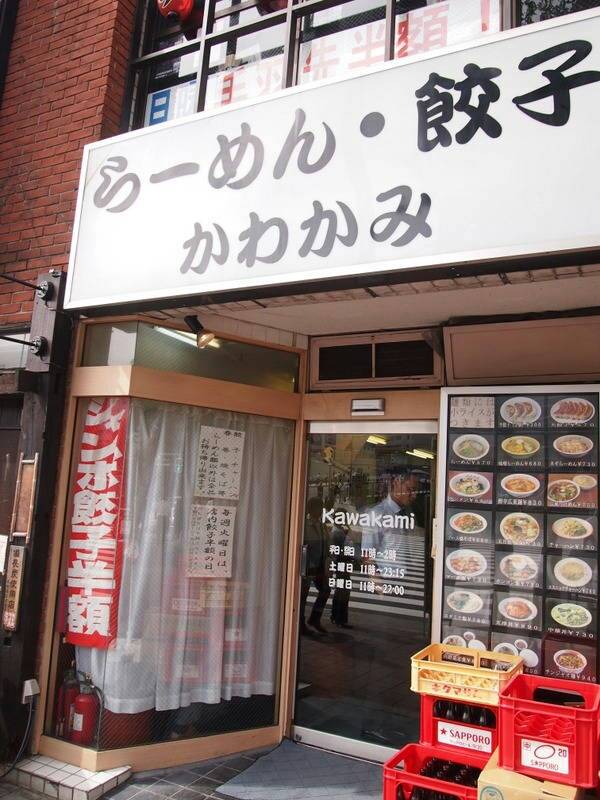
[
  {"x1": 382, "y1": 742, "x2": 489, "y2": 800},
  {"x1": 419, "y1": 694, "x2": 498, "y2": 757},
  {"x1": 499, "y1": 673, "x2": 600, "y2": 787}
]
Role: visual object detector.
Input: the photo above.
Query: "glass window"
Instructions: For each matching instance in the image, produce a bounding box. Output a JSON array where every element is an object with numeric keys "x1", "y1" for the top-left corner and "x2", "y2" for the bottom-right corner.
[
  {"x1": 394, "y1": 0, "x2": 501, "y2": 60},
  {"x1": 517, "y1": 0, "x2": 599, "y2": 25},
  {"x1": 50, "y1": 397, "x2": 294, "y2": 748},
  {"x1": 82, "y1": 322, "x2": 138, "y2": 367},
  {"x1": 297, "y1": 0, "x2": 387, "y2": 86},
  {"x1": 212, "y1": 0, "x2": 264, "y2": 34},
  {"x1": 296, "y1": 431, "x2": 436, "y2": 748},
  {"x1": 82, "y1": 322, "x2": 301, "y2": 393},
  {"x1": 204, "y1": 25, "x2": 285, "y2": 110},
  {"x1": 0, "y1": 332, "x2": 29, "y2": 369},
  {"x1": 140, "y1": 50, "x2": 199, "y2": 127}
]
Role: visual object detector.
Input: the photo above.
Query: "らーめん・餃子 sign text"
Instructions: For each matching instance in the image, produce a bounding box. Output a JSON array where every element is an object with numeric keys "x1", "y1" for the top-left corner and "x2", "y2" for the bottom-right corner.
[{"x1": 66, "y1": 12, "x2": 600, "y2": 309}]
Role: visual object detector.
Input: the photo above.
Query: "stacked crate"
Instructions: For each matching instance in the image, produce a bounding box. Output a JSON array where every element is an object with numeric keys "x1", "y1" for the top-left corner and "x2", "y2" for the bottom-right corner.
[
  {"x1": 383, "y1": 643, "x2": 522, "y2": 800},
  {"x1": 497, "y1": 673, "x2": 600, "y2": 788},
  {"x1": 384, "y1": 645, "x2": 600, "y2": 800}
]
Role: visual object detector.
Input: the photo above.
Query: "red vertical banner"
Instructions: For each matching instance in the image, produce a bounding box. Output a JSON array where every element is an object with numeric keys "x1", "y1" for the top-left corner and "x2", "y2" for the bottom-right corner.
[{"x1": 65, "y1": 397, "x2": 129, "y2": 649}]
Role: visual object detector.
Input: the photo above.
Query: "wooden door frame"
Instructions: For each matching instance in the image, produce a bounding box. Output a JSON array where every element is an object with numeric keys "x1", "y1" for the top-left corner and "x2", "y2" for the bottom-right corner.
[{"x1": 34, "y1": 316, "x2": 441, "y2": 771}]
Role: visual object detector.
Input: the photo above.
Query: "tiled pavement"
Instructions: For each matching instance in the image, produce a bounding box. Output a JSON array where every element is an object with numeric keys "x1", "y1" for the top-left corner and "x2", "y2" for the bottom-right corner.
[{"x1": 0, "y1": 748, "x2": 273, "y2": 800}]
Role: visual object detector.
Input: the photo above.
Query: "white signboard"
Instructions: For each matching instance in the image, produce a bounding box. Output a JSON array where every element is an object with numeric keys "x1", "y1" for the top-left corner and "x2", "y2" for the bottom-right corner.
[
  {"x1": 520, "y1": 739, "x2": 570, "y2": 776},
  {"x1": 187, "y1": 502, "x2": 237, "y2": 577},
  {"x1": 66, "y1": 12, "x2": 600, "y2": 309},
  {"x1": 437, "y1": 720, "x2": 493, "y2": 753},
  {"x1": 195, "y1": 425, "x2": 245, "y2": 500}
]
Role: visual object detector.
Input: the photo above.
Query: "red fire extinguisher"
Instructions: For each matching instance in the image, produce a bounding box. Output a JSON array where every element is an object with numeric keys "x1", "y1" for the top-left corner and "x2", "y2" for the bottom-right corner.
[
  {"x1": 54, "y1": 665, "x2": 79, "y2": 739},
  {"x1": 70, "y1": 674, "x2": 101, "y2": 747}
]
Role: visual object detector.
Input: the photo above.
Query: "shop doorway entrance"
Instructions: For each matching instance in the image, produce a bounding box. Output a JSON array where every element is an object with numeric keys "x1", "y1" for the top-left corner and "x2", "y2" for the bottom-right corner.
[{"x1": 293, "y1": 422, "x2": 437, "y2": 762}]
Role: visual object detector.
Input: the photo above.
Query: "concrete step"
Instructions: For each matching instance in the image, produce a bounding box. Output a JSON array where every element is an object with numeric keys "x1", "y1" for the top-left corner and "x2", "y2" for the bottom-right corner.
[{"x1": 3, "y1": 757, "x2": 130, "y2": 800}]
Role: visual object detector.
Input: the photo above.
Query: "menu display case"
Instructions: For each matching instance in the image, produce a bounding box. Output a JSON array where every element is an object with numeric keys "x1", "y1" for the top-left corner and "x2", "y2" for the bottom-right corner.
[{"x1": 439, "y1": 388, "x2": 600, "y2": 683}]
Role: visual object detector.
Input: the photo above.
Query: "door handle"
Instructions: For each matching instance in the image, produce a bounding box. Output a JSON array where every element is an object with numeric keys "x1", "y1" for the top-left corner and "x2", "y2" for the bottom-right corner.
[{"x1": 300, "y1": 544, "x2": 308, "y2": 577}]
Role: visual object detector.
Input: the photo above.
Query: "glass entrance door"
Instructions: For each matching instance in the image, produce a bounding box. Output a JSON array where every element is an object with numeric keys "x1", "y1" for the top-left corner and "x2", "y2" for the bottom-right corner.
[{"x1": 293, "y1": 422, "x2": 437, "y2": 761}]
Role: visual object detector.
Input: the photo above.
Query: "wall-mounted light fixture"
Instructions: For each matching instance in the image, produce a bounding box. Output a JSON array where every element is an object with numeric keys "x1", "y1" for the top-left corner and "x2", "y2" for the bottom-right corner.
[{"x1": 184, "y1": 315, "x2": 217, "y2": 349}]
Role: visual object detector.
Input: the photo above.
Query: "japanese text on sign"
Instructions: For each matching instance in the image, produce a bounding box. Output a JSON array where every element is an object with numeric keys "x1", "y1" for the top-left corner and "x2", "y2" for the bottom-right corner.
[
  {"x1": 195, "y1": 426, "x2": 245, "y2": 500},
  {"x1": 2, "y1": 545, "x2": 25, "y2": 631},
  {"x1": 187, "y1": 503, "x2": 237, "y2": 578},
  {"x1": 66, "y1": 13, "x2": 600, "y2": 309},
  {"x1": 66, "y1": 397, "x2": 129, "y2": 648}
]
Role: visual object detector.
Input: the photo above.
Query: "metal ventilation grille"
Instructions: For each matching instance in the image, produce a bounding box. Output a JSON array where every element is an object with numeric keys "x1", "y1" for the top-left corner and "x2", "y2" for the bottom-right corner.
[{"x1": 312, "y1": 330, "x2": 443, "y2": 390}]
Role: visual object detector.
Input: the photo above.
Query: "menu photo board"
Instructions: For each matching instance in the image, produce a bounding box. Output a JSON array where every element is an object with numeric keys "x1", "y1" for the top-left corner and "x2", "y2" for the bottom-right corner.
[{"x1": 442, "y1": 390, "x2": 600, "y2": 681}]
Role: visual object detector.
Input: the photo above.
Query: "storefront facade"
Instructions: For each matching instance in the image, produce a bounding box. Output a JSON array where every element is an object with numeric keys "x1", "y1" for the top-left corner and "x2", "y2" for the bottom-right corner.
[{"x1": 12, "y1": 0, "x2": 600, "y2": 778}]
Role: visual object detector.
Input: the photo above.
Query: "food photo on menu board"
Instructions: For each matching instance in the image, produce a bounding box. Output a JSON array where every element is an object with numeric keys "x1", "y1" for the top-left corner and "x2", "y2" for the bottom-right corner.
[
  {"x1": 546, "y1": 553, "x2": 598, "y2": 596},
  {"x1": 445, "y1": 390, "x2": 600, "y2": 683},
  {"x1": 549, "y1": 433, "x2": 597, "y2": 470},
  {"x1": 496, "y1": 472, "x2": 545, "y2": 507},
  {"x1": 547, "y1": 473, "x2": 598, "y2": 509},
  {"x1": 443, "y1": 586, "x2": 492, "y2": 628},
  {"x1": 490, "y1": 631, "x2": 541, "y2": 673},
  {"x1": 544, "y1": 637, "x2": 597, "y2": 682},
  {"x1": 441, "y1": 626, "x2": 490, "y2": 650},
  {"x1": 495, "y1": 511, "x2": 543, "y2": 547},
  {"x1": 449, "y1": 432, "x2": 495, "y2": 468},
  {"x1": 547, "y1": 395, "x2": 597, "y2": 427},
  {"x1": 445, "y1": 543, "x2": 493, "y2": 585},
  {"x1": 447, "y1": 471, "x2": 493, "y2": 504},
  {"x1": 446, "y1": 509, "x2": 493, "y2": 545},
  {"x1": 496, "y1": 433, "x2": 545, "y2": 470},
  {"x1": 492, "y1": 591, "x2": 542, "y2": 632},
  {"x1": 494, "y1": 549, "x2": 543, "y2": 590},
  {"x1": 545, "y1": 595, "x2": 597, "y2": 641},
  {"x1": 547, "y1": 513, "x2": 597, "y2": 551},
  {"x1": 497, "y1": 396, "x2": 543, "y2": 428}
]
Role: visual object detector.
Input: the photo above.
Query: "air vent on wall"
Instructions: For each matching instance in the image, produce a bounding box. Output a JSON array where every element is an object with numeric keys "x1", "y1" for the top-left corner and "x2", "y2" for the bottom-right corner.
[{"x1": 310, "y1": 329, "x2": 444, "y2": 391}]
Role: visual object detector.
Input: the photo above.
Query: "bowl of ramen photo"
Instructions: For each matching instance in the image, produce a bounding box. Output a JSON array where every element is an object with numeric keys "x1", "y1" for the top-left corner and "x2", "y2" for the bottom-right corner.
[
  {"x1": 452, "y1": 434, "x2": 490, "y2": 461},
  {"x1": 499, "y1": 513, "x2": 541, "y2": 545},
  {"x1": 501, "y1": 474, "x2": 540, "y2": 498},
  {"x1": 554, "y1": 649, "x2": 587, "y2": 676},
  {"x1": 501, "y1": 436, "x2": 540, "y2": 458},
  {"x1": 450, "y1": 472, "x2": 490, "y2": 499},
  {"x1": 548, "y1": 480, "x2": 580, "y2": 504},
  {"x1": 553, "y1": 435, "x2": 594, "y2": 457}
]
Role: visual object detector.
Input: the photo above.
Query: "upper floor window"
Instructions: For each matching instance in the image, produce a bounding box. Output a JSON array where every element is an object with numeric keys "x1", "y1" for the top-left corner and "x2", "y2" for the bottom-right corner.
[
  {"x1": 518, "y1": 0, "x2": 598, "y2": 26},
  {"x1": 126, "y1": 0, "x2": 599, "y2": 129}
]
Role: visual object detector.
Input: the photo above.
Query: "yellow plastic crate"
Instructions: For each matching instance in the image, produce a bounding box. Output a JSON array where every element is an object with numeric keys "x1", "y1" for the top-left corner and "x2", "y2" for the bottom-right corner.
[{"x1": 411, "y1": 643, "x2": 523, "y2": 706}]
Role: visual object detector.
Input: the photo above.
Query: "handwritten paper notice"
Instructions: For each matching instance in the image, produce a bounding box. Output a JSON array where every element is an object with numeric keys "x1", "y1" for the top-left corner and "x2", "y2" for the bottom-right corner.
[
  {"x1": 187, "y1": 503, "x2": 237, "y2": 578},
  {"x1": 195, "y1": 426, "x2": 245, "y2": 500},
  {"x1": 450, "y1": 396, "x2": 495, "y2": 429}
]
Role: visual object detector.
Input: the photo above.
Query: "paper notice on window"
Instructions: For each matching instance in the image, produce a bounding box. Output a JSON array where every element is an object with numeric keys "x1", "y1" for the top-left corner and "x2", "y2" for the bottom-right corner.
[
  {"x1": 450, "y1": 396, "x2": 495, "y2": 429},
  {"x1": 187, "y1": 503, "x2": 237, "y2": 578},
  {"x1": 195, "y1": 426, "x2": 245, "y2": 500}
]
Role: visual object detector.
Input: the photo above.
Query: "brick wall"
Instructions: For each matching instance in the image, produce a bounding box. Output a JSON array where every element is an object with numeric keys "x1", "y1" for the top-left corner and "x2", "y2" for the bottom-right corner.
[{"x1": 0, "y1": 0, "x2": 137, "y2": 326}]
